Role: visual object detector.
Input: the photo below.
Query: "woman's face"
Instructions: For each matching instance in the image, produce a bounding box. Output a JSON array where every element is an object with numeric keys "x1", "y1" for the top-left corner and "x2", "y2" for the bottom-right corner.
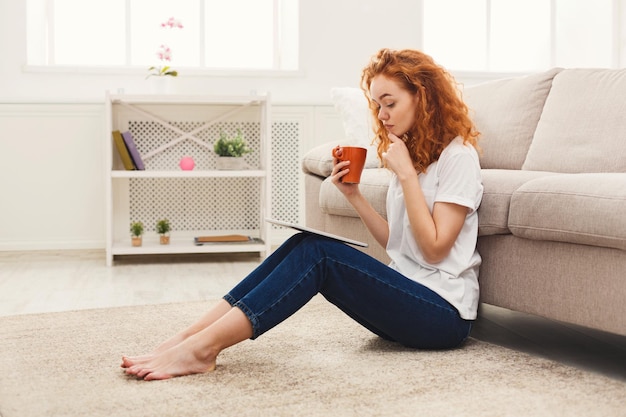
[{"x1": 369, "y1": 75, "x2": 417, "y2": 137}]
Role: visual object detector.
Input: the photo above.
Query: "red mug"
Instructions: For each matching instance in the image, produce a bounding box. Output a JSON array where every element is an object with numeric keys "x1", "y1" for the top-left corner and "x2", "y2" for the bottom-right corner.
[{"x1": 332, "y1": 146, "x2": 367, "y2": 184}]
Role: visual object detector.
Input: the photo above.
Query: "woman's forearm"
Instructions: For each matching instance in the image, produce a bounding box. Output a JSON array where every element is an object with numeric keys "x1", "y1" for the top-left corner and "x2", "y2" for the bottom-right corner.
[
  {"x1": 399, "y1": 175, "x2": 437, "y2": 257},
  {"x1": 398, "y1": 174, "x2": 465, "y2": 264},
  {"x1": 346, "y1": 192, "x2": 389, "y2": 248}
]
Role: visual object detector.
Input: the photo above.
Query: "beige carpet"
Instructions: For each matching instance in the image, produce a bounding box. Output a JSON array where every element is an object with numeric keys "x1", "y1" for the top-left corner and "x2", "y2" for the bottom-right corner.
[{"x1": 1, "y1": 296, "x2": 624, "y2": 417}]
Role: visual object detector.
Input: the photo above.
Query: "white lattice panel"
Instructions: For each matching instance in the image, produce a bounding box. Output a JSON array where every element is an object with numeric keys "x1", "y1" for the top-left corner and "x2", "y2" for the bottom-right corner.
[
  {"x1": 129, "y1": 120, "x2": 261, "y2": 170},
  {"x1": 129, "y1": 177, "x2": 262, "y2": 232},
  {"x1": 125, "y1": 120, "x2": 300, "y2": 234},
  {"x1": 270, "y1": 121, "x2": 300, "y2": 225}
]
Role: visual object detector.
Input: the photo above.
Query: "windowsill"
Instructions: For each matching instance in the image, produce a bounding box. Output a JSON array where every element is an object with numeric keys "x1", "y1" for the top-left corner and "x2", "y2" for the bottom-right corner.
[
  {"x1": 450, "y1": 69, "x2": 538, "y2": 80},
  {"x1": 22, "y1": 65, "x2": 305, "y2": 78},
  {"x1": 22, "y1": 65, "x2": 542, "y2": 81}
]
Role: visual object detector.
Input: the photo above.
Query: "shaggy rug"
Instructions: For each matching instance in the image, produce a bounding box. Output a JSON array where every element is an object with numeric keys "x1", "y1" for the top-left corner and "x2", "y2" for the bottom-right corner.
[{"x1": 0, "y1": 296, "x2": 624, "y2": 417}]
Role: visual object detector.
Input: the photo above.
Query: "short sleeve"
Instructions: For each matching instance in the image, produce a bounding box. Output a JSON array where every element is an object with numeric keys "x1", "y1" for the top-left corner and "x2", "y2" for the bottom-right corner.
[{"x1": 435, "y1": 145, "x2": 483, "y2": 213}]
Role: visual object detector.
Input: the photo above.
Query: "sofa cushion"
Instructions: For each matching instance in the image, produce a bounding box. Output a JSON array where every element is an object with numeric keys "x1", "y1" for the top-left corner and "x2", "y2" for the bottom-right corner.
[
  {"x1": 302, "y1": 141, "x2": 379, "y2": 178},
  {"x1": 509, "y1": 173, "x2": 626, "y2": 250},
  {"x1": 479, "y1": 170, "x2": 557, "y2": 236},
  {"x1": 523, "y1": 69, "x2": 626, "y2": 173},
  {"x1": 319, "y1": 168, "x2": 392, "y2": 218},
  {"x1": 463, "y1": 68, "x2": 561, "y2": 170}
]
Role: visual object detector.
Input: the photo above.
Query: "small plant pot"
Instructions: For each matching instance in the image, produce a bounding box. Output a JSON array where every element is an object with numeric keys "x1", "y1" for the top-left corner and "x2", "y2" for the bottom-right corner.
[
  {"x1": 216, "y1": 156, "x2": 247, "y2": 170},
  {"x1": 131, "y1": 236, "x2": 142, "y2": 247},
  {"x1": 159, "y1": 235, "x2": 170, "y2": 245}
]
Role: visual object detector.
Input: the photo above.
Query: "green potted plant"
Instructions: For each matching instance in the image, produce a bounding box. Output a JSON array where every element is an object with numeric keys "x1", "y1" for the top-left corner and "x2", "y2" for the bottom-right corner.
[
  {"x1": 156, "y1": 218, "x2": 171, "y2": 245},
  {"x1": 130, "y1": 221, "x2": 144, "y2": 247},
  {"x1": 213, "y1": 129, "x2": 251, "y2": 170}
]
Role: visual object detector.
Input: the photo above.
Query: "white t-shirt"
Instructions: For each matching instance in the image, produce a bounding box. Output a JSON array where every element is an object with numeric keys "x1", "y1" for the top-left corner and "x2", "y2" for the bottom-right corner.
[{"x1": 386, "y1": 137, "x2": 483, "y2": 320}]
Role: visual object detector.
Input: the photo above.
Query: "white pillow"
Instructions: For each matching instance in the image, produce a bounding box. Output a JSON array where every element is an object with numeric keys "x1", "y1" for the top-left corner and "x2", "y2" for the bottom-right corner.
[{"x1": 330, "y1": 87, "x2": 374, "y2": 145}]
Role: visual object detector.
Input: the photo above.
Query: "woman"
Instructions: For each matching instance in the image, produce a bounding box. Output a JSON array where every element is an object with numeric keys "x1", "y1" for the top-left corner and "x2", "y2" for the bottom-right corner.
[{"x1": 122, "y1": 48, "x2": 483, "y2": 381}]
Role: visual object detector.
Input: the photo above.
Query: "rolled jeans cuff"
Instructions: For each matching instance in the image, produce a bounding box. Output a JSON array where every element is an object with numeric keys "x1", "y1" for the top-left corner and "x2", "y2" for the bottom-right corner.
[{"x1": 223, "y1": 294, "x2": 261, "y2": 339}]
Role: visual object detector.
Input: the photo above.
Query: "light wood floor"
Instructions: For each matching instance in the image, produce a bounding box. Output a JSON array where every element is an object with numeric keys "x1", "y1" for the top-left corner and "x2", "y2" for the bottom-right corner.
[{"x1": 1, "y1": 249, "x2": 625, "y2": 382}]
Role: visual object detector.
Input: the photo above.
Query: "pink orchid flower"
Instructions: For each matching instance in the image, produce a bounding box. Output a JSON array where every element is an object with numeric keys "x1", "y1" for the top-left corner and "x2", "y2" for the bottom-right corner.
[
  {"x1": 156, "y1": 45, "x2": 172, "y2": 61},
  {"x1": 161, "y1": 17, "x2": 184, "y2": 29},
  {"x1": 147, "y1": 18, "x2": 182, "y2": 78}
]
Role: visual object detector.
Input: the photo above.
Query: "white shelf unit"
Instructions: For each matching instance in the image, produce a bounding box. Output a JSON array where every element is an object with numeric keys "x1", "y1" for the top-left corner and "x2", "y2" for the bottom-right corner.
[{"x1": 104, "y1": 93, "x2": 272, "y2": 266}]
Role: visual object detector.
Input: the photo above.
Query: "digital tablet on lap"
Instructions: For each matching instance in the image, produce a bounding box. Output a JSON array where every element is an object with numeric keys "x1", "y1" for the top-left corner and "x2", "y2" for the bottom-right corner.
[{"x1": 266, "y1": 218, "x2": 369, "y2": 248}]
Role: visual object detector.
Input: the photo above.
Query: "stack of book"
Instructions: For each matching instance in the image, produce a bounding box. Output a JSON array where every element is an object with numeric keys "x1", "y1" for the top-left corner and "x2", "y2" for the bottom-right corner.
[{"x1": 112, "y1": 130, "x2": 145, "y2": 170}]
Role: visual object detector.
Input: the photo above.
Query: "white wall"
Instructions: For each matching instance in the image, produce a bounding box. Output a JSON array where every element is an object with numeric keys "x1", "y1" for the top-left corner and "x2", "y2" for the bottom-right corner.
[
  {"x1": 0, "y1": 104, "x2": 106, "y2": 250},
  {"x1": 0, "y1": 0, "x2": 426, "y2": 252},
  {"x1": 0, "y1": 0, "x2": 423, "y2": 103},
  {"x1": 1, "y1": 0, "x2": 624, "y2": 253}
]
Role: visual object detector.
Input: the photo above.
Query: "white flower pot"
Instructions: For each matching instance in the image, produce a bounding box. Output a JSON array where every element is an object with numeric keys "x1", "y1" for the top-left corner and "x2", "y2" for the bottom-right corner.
[
  {"x1": 149, "y1": 76, "x2": 176, "y2": 94},
  {"x1": 216, "y1": 156, "x2": 247, "y2": 170}
]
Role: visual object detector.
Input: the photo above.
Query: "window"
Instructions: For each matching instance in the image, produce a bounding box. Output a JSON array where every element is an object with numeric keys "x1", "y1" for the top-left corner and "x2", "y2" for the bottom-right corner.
[
  {"x1": 423, "y1": 0, "x2": 617, "y2": 72},
  {"x1": 26, "y1": 0, "x2": 298, "y2": 71}
]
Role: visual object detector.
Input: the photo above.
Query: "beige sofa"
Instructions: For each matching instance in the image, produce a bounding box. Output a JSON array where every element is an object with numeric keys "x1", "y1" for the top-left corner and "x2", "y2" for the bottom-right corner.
[{"x1": 303, "y1": 69, "x2": 626, "y2": 337}]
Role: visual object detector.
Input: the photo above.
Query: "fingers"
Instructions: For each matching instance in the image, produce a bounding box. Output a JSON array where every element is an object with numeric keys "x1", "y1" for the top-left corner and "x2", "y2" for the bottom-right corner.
[
  {"x1": 388, "y1": 133, "x2": 401, "y2": 142},
  {"x1": 332, "y1": 160, "x2": 349, "y2": 173},
  {"x1": 331, "y1": 152, "x2": 350, "y2": 180},
  {"x1": 332, "y1": 145, "x2": 343, "y2": 159},
  {"x1": 331, "y1": 166, "x2": 349, "y2": 184},
  {"x1": 331, "y1": 147, "x2": 358, "y2": 189},
  {"x1": 383, "y1": 133, "x2": 408, "y2": 163}
]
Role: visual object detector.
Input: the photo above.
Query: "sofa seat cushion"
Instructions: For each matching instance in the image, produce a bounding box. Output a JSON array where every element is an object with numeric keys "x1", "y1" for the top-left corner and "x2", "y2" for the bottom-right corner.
[
  {"x1": 509, "y1": 173, "x2": 626, "y2": 250},
  {"x1": 479, "y1": 170, "x2": 558, "y2": 236},
  {"x1": 319, "y1": 168, "x2": 392, "y2": 218},
  {"x1": 523, "y1": 68, "x2": 626, "y2": 173},
  {"x1": 302, "y1": 141, "x2": 380, "y2": 178}
]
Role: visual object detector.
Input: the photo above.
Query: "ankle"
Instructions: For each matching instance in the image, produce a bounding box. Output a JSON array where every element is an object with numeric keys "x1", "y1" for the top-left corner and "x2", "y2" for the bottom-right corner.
[
  {"x1": 186, "y1": 334, "x2": 219, "y2": 363},
  {"x1": 198, "y1": 345, "x2": 218, "y2": 361}
]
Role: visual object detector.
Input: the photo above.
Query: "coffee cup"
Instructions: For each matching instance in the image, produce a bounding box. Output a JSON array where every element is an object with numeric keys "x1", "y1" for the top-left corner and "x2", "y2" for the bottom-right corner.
[{"x1": 332, "y1": 146, "x2": 367, "y2": 184}]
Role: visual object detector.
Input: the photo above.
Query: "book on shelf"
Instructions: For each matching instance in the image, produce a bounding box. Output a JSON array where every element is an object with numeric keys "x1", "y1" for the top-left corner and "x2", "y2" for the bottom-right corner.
[
  {"x1": 194, "y1": 235, "x2": 262, "y2": 245},
  {"x1": 112, "y1": 130, "x2": 135, "y2": 170},
  {"x1": 121, "y1": 131, "x2": 145, "y2": 170}
]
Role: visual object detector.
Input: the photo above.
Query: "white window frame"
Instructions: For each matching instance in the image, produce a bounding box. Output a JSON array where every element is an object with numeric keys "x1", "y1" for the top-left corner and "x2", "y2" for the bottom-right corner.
[
  {"x1": 26, "y1": 0, "x2": 299, "y2": 76},
  {"x1": 420, "y1": 0, "x2": 623, "y2": 77}
]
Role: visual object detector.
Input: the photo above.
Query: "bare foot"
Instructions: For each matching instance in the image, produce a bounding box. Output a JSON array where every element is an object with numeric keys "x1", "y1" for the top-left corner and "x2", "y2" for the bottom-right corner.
[
  {"x1": 121, "y1": 354, "x2": 153, "y2": 368},
  {"x1": 123, "y1": 337, "x2": 217, "y2": 380},
  {"x1": 122, "y1": 304, "x2": 252, "y2": 379},
  {"x1": 121, "y1": 333, "x2": 187, "y2": 368},
  {"x1": 122, "y1": 300, "x2": 235, "y2": 369}
]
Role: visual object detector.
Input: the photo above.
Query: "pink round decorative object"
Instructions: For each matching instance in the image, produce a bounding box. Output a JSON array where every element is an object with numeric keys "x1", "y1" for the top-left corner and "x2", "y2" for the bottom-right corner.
[{"x1": 179, "y1": 157, "x2": 195, "y2": 171}]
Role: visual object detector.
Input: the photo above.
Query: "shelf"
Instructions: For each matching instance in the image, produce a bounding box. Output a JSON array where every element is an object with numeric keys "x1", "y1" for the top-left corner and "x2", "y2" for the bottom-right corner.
[
  {"x1": 111, "y1": 236, "x2": 266, "y2": 256},
  {"x1": 105, "y1": 92, "x2": 272, "y2": 266},
  {"x1": 108, "y1": 94, "x2": 267, "y2": 106},
  {"x1": 111, "y1": 170, "x2": 267, "y2": 179}
]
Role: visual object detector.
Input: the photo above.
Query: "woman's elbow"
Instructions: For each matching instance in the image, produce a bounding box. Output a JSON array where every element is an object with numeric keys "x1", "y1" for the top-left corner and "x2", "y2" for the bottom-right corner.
[{"x1": 421, "y1": 245, "x2": 451, "y2": 264}]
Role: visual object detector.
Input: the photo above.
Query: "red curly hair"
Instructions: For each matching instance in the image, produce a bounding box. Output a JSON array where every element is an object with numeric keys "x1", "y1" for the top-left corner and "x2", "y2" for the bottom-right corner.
[{"x1": 361, "y1": 48, "x2": 479, "y2": 173}]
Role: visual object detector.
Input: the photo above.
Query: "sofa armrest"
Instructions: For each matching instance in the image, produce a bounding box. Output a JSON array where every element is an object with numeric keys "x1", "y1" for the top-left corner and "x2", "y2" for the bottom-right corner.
[
  {"x1": 302, "y1": 141, "x2": 337, "y2": 178},
  {"x1": 302, "y1": 140, "x2": 381, "y2": 178}
]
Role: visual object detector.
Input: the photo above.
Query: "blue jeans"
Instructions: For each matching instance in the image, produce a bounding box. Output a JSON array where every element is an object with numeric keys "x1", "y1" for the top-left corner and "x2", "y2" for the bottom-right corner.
[{"x1": 223, "y1": 233, "x2": 472, "y2": 349}]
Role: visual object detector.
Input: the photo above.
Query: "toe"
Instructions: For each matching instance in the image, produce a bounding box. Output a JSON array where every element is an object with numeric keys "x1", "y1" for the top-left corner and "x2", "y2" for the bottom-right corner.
[{"x1": 144, "y1": 371, "x2": 172, "y2": 381}]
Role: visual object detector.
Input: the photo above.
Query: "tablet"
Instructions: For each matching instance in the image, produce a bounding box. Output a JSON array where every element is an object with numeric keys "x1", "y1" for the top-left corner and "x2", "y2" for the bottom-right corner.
[{"x1": 266, "y1": 218, "x2": 368, "y2": 248}]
